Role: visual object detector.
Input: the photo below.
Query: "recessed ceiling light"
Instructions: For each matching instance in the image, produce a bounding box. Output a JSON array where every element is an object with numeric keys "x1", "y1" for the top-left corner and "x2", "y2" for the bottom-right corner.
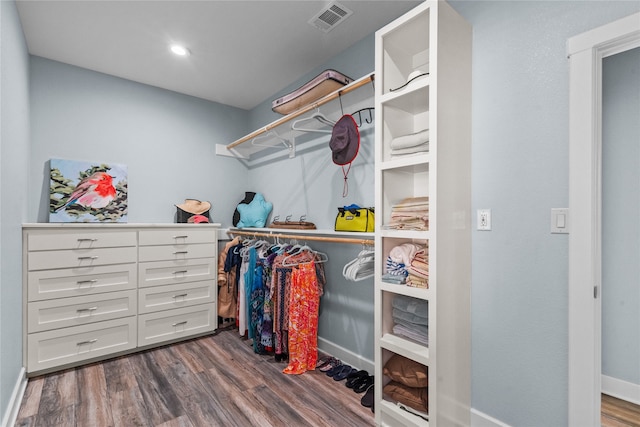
[{"x1": 170, "y1": 44, "x2": 190, "y2": 56}]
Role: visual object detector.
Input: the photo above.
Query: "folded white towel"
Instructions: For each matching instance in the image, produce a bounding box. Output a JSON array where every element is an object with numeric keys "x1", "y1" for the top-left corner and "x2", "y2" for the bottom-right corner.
[
  {"x1": 390, "y1": 129, "x2": 429, "y2": 149},
  {"x1": 390, "y1": 142, "x2": 429, "y2": 156}
]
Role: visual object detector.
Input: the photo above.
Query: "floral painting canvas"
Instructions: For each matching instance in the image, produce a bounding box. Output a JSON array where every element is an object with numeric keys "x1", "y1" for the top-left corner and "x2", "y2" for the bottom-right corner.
[{"x1": 49, "y1": 158, "x2": 128, "y2": 223}]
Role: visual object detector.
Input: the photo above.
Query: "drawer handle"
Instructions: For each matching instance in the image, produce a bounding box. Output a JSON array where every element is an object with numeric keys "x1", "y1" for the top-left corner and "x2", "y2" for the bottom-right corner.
[
  {"x1": 78, "y1": 256, "x2": 99, "y2": 261},
  {"x1": 77, "y1": 339, "x2": 97, "y2": 346},
  {"x1": 76, "y1": 279, "x2": 97, "y2": 285},
  {"x1": 77, "y1": 238, "x2": 98, "y2": 242},
  {"x1": 77, "y1": 306, "x2": 98, "y2": 313},
  {"x1": 173, "y1": 251, "x2": 189, "y2": 255},
  {"x1": 172, "y1": 321, "x2": 188, "y2": 327},
  {"x1": 173, "y1": 293, "x2": 188, "y2": 299},
  {"x1": 173, "y1": 270, "x2": 187, "y2": 275},
  {"x1": 173, "y1": 235, "x2": 188, "y2": 239}
]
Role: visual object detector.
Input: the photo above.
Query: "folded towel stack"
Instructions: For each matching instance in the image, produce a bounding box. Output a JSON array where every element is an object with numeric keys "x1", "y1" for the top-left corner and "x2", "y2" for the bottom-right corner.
[
  {"x1": 392, "y1": 295, "x2": 428, "y2": 346},
  {"x1": 388, "y1": 197, "x2": 429, "y2": 231},
  {"x1": 382, "y1": 242, "x2": 428, "y2": 288},
  {"x1": 406, "y1": 250, "x2": 428, "y2": 288},
  {"x1": 390, "y1": 129, "x2": 429, "y2": 157}
]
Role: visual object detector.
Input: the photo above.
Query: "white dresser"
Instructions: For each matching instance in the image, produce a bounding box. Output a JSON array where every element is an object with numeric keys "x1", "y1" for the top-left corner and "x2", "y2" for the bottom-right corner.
[{"x1": 22, "y1": 223, "x2": 219, "y2": 375}]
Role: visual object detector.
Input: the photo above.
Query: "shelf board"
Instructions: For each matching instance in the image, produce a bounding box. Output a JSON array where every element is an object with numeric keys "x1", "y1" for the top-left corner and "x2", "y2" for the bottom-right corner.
[
  {"x1": 379, "y1": 76, "x2": 430, "y2": 110},
  {"x1": 379, "y1": 154, "x2": 430, "y2": 171},
  {"x1": 379, "y1": 399, "x2": 429, "y2": 427},
  {"x1": 380, "y1": 333, "x2": 429, "y2": 366},
  {"x1": 379, "y1": 281, "x2": 431, "y2": 300},
  {"x1": 220, "y1": 73, "x2": 375, "y2": 163},
  {"x1": 379, "y1": 229, "x2": 430, "y2": 240}
]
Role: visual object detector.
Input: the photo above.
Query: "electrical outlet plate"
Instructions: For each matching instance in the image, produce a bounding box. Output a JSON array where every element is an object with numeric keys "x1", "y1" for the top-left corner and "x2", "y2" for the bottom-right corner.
[{"x1": 477, "y1": 209, "x2": 491, "y2": 231}]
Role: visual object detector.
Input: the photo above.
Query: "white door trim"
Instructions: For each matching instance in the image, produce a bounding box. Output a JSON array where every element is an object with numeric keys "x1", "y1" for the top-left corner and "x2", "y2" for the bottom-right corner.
[{"x1": 567, "y1": 12, "x2": 640, "y2": 427}]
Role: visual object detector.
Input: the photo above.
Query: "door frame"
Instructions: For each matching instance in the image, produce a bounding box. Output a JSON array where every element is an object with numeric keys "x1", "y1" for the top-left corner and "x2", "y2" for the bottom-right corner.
[{"x1": 567, "y1": 12, "x2": 640, "y2": 427}]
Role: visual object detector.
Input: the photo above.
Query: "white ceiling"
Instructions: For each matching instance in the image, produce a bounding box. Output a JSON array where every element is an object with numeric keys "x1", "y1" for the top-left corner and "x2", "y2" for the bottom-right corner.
[{"x1": 16, "y1": 0, "x2": 422, "y2": 110}]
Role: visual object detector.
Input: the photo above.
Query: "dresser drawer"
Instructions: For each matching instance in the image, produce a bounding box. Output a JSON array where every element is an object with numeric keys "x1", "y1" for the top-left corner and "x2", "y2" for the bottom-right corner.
[
  {"x1": 28, "y1": 290, "x2": 136, "y2": 333},
  {"x1": 28, "y1": 246, "x2": 137, "y2": 271},
  {"x1": 27, "y1": 230, "x2": 136, "y2": 251},
  {"x1": 138, "y1": 258, "x2": 216, "y2": 288},
  {"x1": 138, "y1": 304, "x2": 215, "y2": 347},
  {"x1": 28, "y1": 264, "x2": 137, "y2": 302},
  {"x1": 138, "y1": 243, "x2": 215, "y2": 263},
  {"x1": 138, "y1": 281, "x2": 215, "y2": 314},
  {"x1": 139, "y1": 229, "x2": 216, "y2": 246},
  {"x1": 27, "y1": 317, "x2": 137, "y2": 373}
]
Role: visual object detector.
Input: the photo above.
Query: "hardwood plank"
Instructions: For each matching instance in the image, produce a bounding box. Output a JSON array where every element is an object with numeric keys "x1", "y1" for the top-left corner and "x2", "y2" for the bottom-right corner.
[
  {"x1": 169, "y1": 339, "x2": 210, "y2": 374},
  {"x1": 108, "y1": 386, "x2": 152, "y2": 427},
  {"x1": 16, "y1": 376, "x2": 44, "y2": 419},
  {"x1": 155, "y1": 415, "x2": 195, "y2": 427},
  {"x1": 34, "y1": 405, "x2": 75, "y2": 427},
  {"x1": 14, "y1": 415, "x2": 37, "y2": 427},
  {"x1": 128, "y1": 351, "x2": 185, "y2": 426},
  {"x1": 103, "y1": 355, "x2": 138, "y2": 394},
  {"x1": 37, "y1": 369, "x2": 77, "y2": 417},
  {"x1": 75, "y1": 363, "x2": 115, "y2": 427},
  {"x1": 602, "y1": 394, "x2": 640, "y2": 427}
]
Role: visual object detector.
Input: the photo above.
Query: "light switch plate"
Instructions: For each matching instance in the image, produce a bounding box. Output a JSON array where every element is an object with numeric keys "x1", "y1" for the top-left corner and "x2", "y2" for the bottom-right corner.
[{"x1": 551, "y1": 208, "x2": 569, "y2": 234}]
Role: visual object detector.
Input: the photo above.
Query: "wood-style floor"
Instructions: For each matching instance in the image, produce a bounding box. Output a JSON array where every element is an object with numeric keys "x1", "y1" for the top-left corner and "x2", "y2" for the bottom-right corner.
[
  {"x1": 602, "y1": 394, "x2": 640, "y2": 427},
  {"x1": 15, "y1": 327, "x2": 375, "y2": 427}
]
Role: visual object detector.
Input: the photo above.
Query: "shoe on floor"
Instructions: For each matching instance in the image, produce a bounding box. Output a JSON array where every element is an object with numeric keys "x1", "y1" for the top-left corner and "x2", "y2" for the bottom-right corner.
[
  {"x1": 321, "y1": 359, "x2": 343, "y2": 375},
  {"x1": 318, "y1": 357, "x2": 339, "y2": 372},
  {"x1": 325, "y1": 361, "x2": 345, "y2": 377},
  {"x1": 345, "y1": 370, "x2": 369, "y2": 388},
  {"x1": 361, "y1": 384, "x2": 374, "y2": 408},
  {"x1": 333, "y1": 365, "x2": 356, "y2": 381},
  {"x1": 353, "y1": 375, "x2": 374, "y2": 393},
  {"x1": 315, "y1": 355, "x2": 333, "y2": 369}
]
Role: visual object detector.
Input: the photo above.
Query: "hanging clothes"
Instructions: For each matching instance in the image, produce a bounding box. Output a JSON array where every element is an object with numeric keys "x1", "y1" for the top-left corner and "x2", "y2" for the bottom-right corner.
[
  {"x1": 228, "y1": 237, "x2": 327, "y2": 373},
  {"x1": 219, "y1": 237, "x2": 242, "y2": 319},
  {"x1": 283, "y1": 260, "x2": 320, "y2": 374}
]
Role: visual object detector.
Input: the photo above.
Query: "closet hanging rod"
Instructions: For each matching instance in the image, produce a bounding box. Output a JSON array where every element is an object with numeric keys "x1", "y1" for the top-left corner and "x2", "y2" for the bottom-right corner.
[
  {"x1": 228, "y1": 229, "x2": 374, "y2": 246},
  {"x1": 227, "y1": 73, "x2": 375, "y2": 150}
]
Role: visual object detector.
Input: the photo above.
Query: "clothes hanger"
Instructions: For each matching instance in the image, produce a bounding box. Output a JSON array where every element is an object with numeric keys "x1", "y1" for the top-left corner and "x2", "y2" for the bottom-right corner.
[
  {"x1": 343, "y1": 247, "x2": 375, "y2": 281},
  {"x1": 251, "y1": 129, "x2": 291, "y2": 149},
  {"x1": 281, "y1": 243, "x2": 328, "y2": 266},
  {"x1": 291, "y1": 110, "x2": 335, "y2": 134}
]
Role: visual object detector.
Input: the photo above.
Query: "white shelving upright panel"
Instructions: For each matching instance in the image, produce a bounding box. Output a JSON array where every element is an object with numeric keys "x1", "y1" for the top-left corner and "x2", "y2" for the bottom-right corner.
[{"x1": 374, "y1": 2, "x2": 471, "y2": 426}]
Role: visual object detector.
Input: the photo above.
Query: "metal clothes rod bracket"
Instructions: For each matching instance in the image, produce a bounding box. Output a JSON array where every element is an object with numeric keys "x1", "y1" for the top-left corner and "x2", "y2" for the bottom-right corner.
[{"x1": 228, "y1": 229, "x2": 374, "y2": 246}]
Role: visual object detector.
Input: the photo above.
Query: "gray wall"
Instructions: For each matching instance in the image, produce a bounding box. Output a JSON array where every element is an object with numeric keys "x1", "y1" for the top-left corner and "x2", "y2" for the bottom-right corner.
[
  {"x1": 447, "y1": 1, "x2": 640, "y2": 426},
  {"x1": 29, "y1": 56, "x2": 250, "y2": 226},
  {"x1": 0, "y1": 0, "x2": 30, "y2": 421},
  {"x1": 602, "y1": 47, "x2": 640, "y2": 386}
]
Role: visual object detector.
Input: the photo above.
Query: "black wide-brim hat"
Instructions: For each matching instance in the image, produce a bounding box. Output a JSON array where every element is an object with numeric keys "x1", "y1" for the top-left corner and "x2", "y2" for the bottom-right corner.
[{"x1": 330, "y1": 114, "x2": 360, "y2": 165}]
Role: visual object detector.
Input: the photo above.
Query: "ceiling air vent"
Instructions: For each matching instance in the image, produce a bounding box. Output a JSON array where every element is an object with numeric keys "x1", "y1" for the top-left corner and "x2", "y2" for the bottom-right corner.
[{"x1": 308, "y1": 2, "x2": 353, "y2": 33}]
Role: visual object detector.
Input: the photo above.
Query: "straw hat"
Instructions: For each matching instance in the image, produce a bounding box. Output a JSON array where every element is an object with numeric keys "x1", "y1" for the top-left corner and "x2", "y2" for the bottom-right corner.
[{"x1": 175, "y1": 199, "x2": 211, "y2": 215}]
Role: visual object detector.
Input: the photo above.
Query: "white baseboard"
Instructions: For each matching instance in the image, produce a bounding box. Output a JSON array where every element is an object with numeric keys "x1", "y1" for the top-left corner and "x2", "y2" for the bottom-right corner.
[
  {"x1": 1, "y1": 367, "x2": 27, "y2": 427},
  {"x1": 471, "y1": 408, "x2": 511, "y2": 427},
  {"x1": 317, "y1": 337, "x2": 374, "y2": 374},
  {"x1": 602, "y1": 375, "x2": 640, "y2": 406}
]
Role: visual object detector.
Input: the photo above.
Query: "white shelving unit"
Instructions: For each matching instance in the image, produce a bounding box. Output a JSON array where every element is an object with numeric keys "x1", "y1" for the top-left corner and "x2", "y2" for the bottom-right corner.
[{"x1": 373, "y1": 2, "x2": 471, "y2": 426}]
